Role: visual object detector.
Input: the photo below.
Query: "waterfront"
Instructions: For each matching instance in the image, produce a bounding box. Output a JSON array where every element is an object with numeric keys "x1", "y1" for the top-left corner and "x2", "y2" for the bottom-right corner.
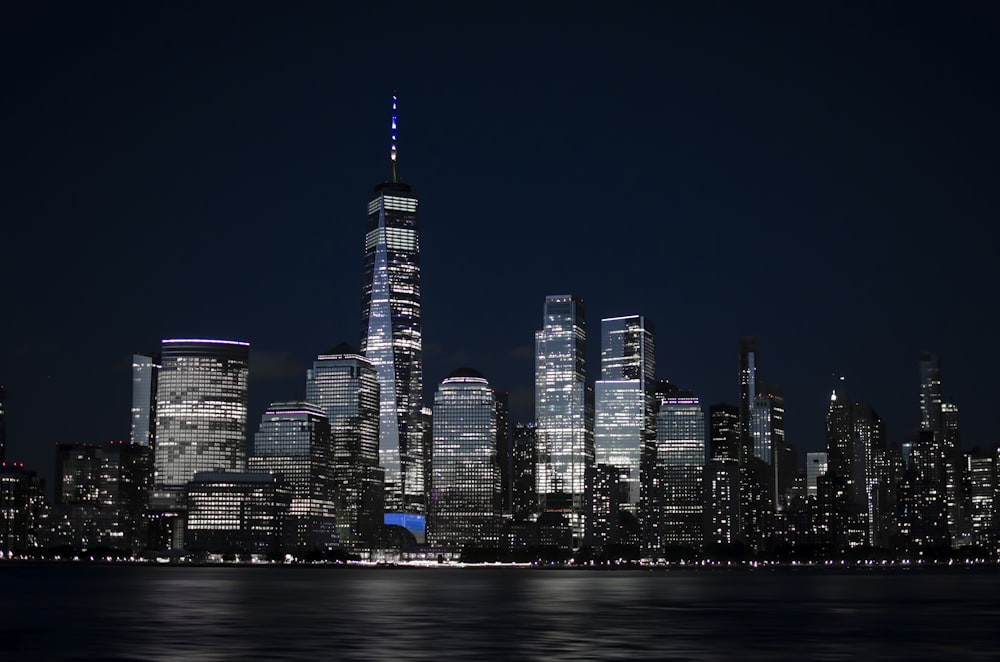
[{"x1": 0, "y1": 564, "x2": 996, "y2": 660}]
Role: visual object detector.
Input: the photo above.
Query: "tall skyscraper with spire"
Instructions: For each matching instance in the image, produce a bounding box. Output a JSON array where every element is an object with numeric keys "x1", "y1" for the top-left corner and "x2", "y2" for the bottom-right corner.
[
  {"x1": 535, "y1": 294, "x2": 592, "y2": 545},
  {"x1": 360, "y1": 94, "x2": 424, "y2": 517}
]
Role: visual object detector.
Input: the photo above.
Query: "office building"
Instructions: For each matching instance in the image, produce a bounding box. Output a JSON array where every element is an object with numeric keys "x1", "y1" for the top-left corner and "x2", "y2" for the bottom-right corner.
[
  {"x1": 511, "y1": 422, "x2": 537, "y2": 518},
  {"x1": 46, "y1": 442, "x2": 150, "y2": 553},
  {"x1": 249, "y1": 401, "x2": 339, "y2": 551},
  {"x1": 0, "y1": 463, "x2": 45, "y2": 553},
  {"x1": 428, "y1": 369, "x2": 500, "y2": 549},
  {"x1": 151, "y1": 338, "x2": 249, "y2": 547},
  {"x1": 709, "y1": 403, "x2": 740, "y2": 463},
  {"x1": 0, "y1": 385, "x2": 7, "y2": 464},
  {"x1": 305, "y1": 345, "x2": 384, "y2": 546},
  {"x1": 594, "y1": 315, "x2": 655, "y2": 514},
  {"x1": 649, "y1": 388, "x2": 705, "y2": 552},
  {"x1": 360, "y1": 94, "x2": 424, "y2": 517},
  {"x1": 535, "y1": 294, "x2": 592, "y2": 545},
  {"x1": 130, "y1": 352, "x2": 159, "y2": 447},
  {"x1": 185, "y1": 472, "x2": 291, "y2": 557}
]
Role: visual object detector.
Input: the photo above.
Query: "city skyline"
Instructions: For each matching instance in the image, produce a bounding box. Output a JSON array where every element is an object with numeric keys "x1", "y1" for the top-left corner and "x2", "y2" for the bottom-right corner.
[{"x1": 3, "y1": 3, "x2": 998, "y2": 488}]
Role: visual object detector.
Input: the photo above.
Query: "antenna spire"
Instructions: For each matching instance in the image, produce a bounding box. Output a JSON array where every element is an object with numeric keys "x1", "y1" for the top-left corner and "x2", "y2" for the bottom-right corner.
[{"x1": 390, "y1": 93, "x2": 398, "y2": 183}]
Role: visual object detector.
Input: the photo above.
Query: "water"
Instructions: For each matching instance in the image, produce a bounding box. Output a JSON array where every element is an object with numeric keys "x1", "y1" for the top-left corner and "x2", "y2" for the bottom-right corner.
[{"x1": 0, "y1": 564, "x2": 996, "y2": 660}]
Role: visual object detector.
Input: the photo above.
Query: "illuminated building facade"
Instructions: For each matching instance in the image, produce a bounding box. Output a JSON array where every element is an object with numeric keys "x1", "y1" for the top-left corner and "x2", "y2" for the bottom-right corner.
[
  {"x1": 511, "y1": 422, "x2": 537, "y2": 517},
  {"x1": 360, "y1": 95, "x2": 423, "y2": 517},
  {"x1": 130, "y1": 352, "x2": 159, "y2": 447},
  {"x1": 428, "y1": 369, "x2": 500, "y2": 549},
  {"x1": 806, "y1": 452, "x2": 829, "y2": 499},
  {"x1": 964, "y1": 451, "x2": 996, "y2": 549},
  {"x1": 185, "y1": 472, "x2": 291, "y2": 556},
  {"x1": 535, "y1": 294, "x2": 592, "y2": 544},
  {"x1": 705, "y1": 459, "x2": 739, "y2": 546},
  {"x1": 594, "y1": 315, "x2": 655, "y2": 514},
  {"x1": 0, "y1": 385, "x2": 6, "y2": 464},
  {"x1": 248, "y1": 401, "x2": 338, "y2": 551},
  {"x1": 751, "y1": 383, "x2": 785, "y2": 509},
  {"x1": 650, "y1": 390, "x2": 705, "y2": 551},
  {"x1": 738, "y1": 336, "x2": 770, "y2": 550},
  {"x1": 46, "y1": 442, "x2": 150, "y2": 553},
  {"x1": 305, "y1": 345, "x2": 384, "y2": 546},
  {"x1": 151, "y1": 338, "x2": 249, "y2": 546},
  {"x1": 0, "y1": 464, "x2": 45, "y2": 553},
  {"x1": 709, "y1": 403, "x2": 740, "y2": 463}
]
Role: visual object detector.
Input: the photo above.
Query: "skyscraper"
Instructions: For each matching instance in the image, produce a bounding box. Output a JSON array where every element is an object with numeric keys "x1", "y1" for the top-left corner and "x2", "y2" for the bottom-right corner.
[
  {"x1": 360, "y1": 94, "x2": 423, "y2": 517},
  {"x1": 918, "y1": 351, "x2": 943, "y2": 435},
  {"x1": 511, "y1": 422, "x2": 537, "y2": 518},
  {"x1": 535, "y1": 294, "x2": 592, "y2": 544},
  {"x1": 428, "y1": 369, "x2": 500, "y2": 549},
  {"x1": 594, "y1": 315, "x2": 655, "y2": 514},
  {"x1": 305, "y1": 345, "x2": 384, "y2": 546},
  {"x1": 130, "y1": 352, "x2": 159, "y2": 447},
  {"x1": 650, "y1": 388, "x2": 705, "y2": 552},
  {"x1": 0, "y1": 385, "x2": 6, "y2": 464},
  {"x1": 248, "y1": 401, "x2": 339, "y2": 551},
  {"x1": 151, "y1": 338, "x2": 249, "y2": 546}
]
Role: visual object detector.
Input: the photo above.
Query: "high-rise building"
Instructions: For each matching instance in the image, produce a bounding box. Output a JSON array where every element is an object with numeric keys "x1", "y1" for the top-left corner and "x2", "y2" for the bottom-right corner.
[
  {"x1": 248, "y1": 401, "x2": 339, "y2": 551},
  {"x1": 737, "y1": 337, "x2": 771, "y2": 550},
  {"x1": 738, "y1": 337, "x2": 758, "y2": 462},
  {"x1": 46, "y1": 441, "x2": 150, "y2": 553},
  {"x1": 305, "y1": 345, "x2": 384, "y2": 546},
  {"x1": 825, "y1": 378, "x2": 870, "y2": 547},
  {"x1": 941, "y1": 401, "x2": 962, "y2": 543},
  {"x1": 918, "y1": 351, "x2": 943, "y2": 435},
  {"x1": 963, "y1": 450, "x2": 996, "y2": 550},
  {"x1": 185, "y1": 472, "x2": 291, "y2": 557},
  {"x1": 360, "y1": 94, "x2": 423, "y2": 518},
  {"x1": 709, "y1": 403, "x2": 740, "y2": 463},
  {"x1": 535, "y1": 294, "x2": 592, "y2": 544},
  {"x1": 428, "y1": 369, "x2": 500, "y2": 549},
  {"x1": 806, "y1": 452, "x2": 829, "y2": 499},
  {"x1": 130, "y1": 352, "x2": 160, "y2": 448},
  {"x1": 705, "y1": 459, "x2": 740, "y2": 547},
  {"x1": 494, "y1": 390, "x2": 512, "y2": 515},
  {"x1": 649, "y1": 389, "x2": 705, "y2": 552},
  {"x1": 751, "y1": 382, "x2": 785, "y2": 509},
  {"x1": 594, "y1": 315, "x2": 655, "y2": 514},
  {"x1": 0, "y1": 463, "x2": 45, "y2": 553},
  {"x1": 511, "y1": 422, "x2": 537, "y2": 518},
  {"x1": 151, "y1": 338, "x2": 249, "y2": 547},
  {"x1": 0, "y1": 385, "x2": 7, "y2": 464}
]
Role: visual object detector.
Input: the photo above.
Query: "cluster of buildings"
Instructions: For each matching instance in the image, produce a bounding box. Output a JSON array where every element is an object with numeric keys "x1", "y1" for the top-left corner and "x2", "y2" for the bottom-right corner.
[{"x1": 2, "y1": 100, "x2": 997, "y2": 562}]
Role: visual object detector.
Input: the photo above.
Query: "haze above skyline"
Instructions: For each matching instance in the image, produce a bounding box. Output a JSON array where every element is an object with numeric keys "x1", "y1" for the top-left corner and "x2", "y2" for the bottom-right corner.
[{"x1": 3, "y1": 2, "x2": 998, "y2": 481}]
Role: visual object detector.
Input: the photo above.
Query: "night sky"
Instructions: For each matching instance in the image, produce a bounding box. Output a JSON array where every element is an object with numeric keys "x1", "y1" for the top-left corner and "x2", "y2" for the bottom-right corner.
[{"x1": 3, "y1": 2, "x2": 998, "y2": 486}]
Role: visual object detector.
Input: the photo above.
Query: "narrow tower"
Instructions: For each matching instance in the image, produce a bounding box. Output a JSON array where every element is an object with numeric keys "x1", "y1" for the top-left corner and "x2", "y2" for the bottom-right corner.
[{"x1": 360, "y1": 94, "x2": 424, "y2": 519}]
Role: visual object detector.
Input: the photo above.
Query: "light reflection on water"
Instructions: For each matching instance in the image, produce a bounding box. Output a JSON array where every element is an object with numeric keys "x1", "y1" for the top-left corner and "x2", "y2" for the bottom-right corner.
[{"x1": 0, "y1": 565, "x2": 997, "y2": 660}]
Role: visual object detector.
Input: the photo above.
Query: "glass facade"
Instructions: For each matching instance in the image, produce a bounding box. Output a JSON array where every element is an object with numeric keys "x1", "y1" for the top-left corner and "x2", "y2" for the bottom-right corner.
[
  {"x1": 594, "y1": 315, "x2": 655, "y2": 513},
  {"x1": 185, "y1": 472, "x2": 291, "y2": 556},
  {"x1": 248, "y1": 401, "x2": 338, "y2": 551},
  {"x1": 130, "y1": 352, "x2": 159, "y2": 447},
  {"x1": 428, "y1": 370, "x2": 500, "y2": 549},
  {"x1": 806, "y1": 452, "x2": 829, "y2": 498},
  {"x1": 152, "y1": 339, "x2": 249, "y2": 511},
  {"x1": 652, "y1": 394, "x2": 705, "y2": 551},
  {"x1": 0, "y1": 385, "x2": 7, "y2": 464},
  {"x1": 511, "y1": 422, "x2": 537, "y2": 517},
  {"x1": 535, "y1": 295, "x2": 591, "y2": 542},
  {"x1": 46, "y1": 442, "x2": 150, "y2": 553},
  {"x1": 305, "y1": 346, "x2": 384, "y2": 546},
  {"x1": 0, "y1": 464, "x2": 45, "y2": 552},
  {"x1": 360, "y1": 181, "x2": 423, "y2": 516}
]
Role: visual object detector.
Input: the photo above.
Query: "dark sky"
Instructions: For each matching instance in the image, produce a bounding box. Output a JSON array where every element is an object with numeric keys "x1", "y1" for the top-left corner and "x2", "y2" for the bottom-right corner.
[{"x1": 3, "y1": 2, "x2": 998, "y2": 485}]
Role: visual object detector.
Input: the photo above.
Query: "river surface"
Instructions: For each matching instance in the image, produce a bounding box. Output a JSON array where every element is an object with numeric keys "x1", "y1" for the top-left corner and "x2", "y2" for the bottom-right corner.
[{"x1": 0, "y1": 563, "x2": 996, "y2": 660}]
